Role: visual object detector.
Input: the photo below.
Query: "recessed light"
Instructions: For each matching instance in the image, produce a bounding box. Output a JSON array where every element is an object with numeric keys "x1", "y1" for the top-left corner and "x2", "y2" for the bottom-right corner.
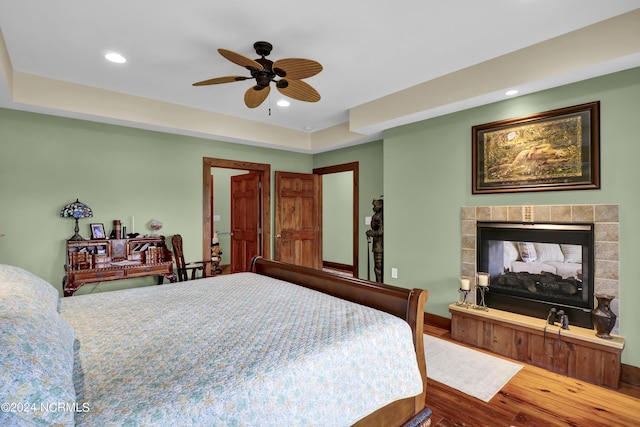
[
  {"x1": 105, "y1": 52, "x2": 126, "y2": 64},
  {"x1": 505, "y1": 89, "x2": 518, "y2": 96},
  {"x1": 277, "y1": 100, "x2": 290, "y2": 107},
  {"x1": 303, "y1": 126, "x2": 313, "y2": 131}
]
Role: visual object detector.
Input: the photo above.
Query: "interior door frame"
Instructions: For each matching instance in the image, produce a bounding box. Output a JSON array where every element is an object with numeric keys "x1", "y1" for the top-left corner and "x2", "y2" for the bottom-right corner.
[
  {"x1": 312, "y1": 161, "x2": 359, "y2": 277},
  {"x1": 202, "y1": 157, "x2": 271, "y2": 271}
]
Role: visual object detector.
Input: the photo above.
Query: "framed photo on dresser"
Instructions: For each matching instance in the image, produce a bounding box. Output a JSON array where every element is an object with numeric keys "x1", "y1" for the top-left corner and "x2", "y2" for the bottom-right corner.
[{"x1": 90, "y1": 223, "x2": 106, "y2": 239}]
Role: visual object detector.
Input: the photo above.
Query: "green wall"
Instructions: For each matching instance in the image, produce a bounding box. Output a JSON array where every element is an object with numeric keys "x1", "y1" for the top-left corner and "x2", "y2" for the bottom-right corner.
[
  {"x1": 1, "y1": 66, "x2": 639, "y2": 367},
  {"x1": 0, "y1": 109, "x2": 312, "y2": 294},
  {"x1": 313, "y1": 140, "x2": 384, "y2": 279},
  {"x1": 322, "y1": 171, "x2": 353, "y2": 264},
  {"x1": 383, "y1": 67, "x2": 640, "y2": 366}
]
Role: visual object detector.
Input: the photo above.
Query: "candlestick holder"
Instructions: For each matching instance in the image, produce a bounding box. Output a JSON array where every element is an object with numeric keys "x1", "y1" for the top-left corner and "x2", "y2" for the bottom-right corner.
[
  {"x1": 473, "y1": 272, "x2": 490, "y2": 311},
  {"x1": 456, "y1": 288, "x2": 472, "y2": 307},
  {"x1": 474, "y1": 286, "x2": 489, "y2": 311}
]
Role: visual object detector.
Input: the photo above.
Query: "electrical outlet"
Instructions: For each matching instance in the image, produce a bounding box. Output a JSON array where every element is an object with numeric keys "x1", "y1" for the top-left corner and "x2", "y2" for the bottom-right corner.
[
  {"x1": 365, "y1": 216, "x2": 371, "y2": 225},
  {"x1": 213, "y1": 215, "x2": 221, "y2": 222},
  {"x1": 391, "y1": 268, "x2": 398, "y2": 279}
]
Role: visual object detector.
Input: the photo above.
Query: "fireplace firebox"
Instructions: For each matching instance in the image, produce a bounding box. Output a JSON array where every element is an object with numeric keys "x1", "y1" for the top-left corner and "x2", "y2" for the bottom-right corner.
[{"x1": 476, "y1": 222, "x2": 594, "y2": 328}]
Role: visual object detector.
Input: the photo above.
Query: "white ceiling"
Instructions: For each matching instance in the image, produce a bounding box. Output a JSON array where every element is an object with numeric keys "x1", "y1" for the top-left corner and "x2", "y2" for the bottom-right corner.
[{"x1": 1, "y1": 1, "x2": 639, "y2": 152}]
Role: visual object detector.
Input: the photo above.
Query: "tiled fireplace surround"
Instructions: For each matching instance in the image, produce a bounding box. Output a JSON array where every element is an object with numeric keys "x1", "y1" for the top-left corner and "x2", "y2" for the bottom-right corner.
[{"x1": 461, "y1": 204, "x2": 620, "y2": 334}]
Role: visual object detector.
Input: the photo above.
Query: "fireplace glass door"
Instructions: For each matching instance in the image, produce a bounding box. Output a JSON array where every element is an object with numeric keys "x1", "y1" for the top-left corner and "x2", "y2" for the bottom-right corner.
[{"x1": 477, "y1": 222, "x2": 594, "y2": 328}]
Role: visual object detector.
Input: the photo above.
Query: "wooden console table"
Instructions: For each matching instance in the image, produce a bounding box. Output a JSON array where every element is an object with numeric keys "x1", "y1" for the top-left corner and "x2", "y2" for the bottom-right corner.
[
  {"x1": 63, "y1": 236, "x2": 176, "y2": 297},
  {"x1": 449, "y1": 304, "x2": 625, "y2": 389}
]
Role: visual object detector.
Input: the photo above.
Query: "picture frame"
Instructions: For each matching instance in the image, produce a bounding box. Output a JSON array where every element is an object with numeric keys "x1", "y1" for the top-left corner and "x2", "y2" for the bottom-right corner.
[
  {"x1": 90, "y1": 223, "x2": 106, "y2": 239},
  {"x1": 472, "y1": 101, "x2": 600, "y2": 194},
  {"x1": 111, "y1": 239, "x2": 127, "y2": 261}
]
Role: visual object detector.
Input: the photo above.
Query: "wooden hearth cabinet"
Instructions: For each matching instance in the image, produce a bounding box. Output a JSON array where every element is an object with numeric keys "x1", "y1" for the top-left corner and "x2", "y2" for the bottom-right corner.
[
  {"x1": 449, "y1": 304, "x2": 625, "y2": 389},
  {"x1": 63, "y1": 236, "x2": 176, "y2": 297}
]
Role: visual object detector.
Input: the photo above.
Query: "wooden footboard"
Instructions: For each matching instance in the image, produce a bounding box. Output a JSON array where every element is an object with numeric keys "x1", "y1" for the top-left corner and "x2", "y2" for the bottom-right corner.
[{"x1": 250, "y1": 256, "x2": 430, "y2": 427}]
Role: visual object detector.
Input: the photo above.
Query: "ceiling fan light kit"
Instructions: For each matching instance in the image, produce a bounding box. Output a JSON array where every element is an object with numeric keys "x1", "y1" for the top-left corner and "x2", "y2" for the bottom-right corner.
[{"x1": 193, "y1": 41, "x2": 322, "y2": 108}]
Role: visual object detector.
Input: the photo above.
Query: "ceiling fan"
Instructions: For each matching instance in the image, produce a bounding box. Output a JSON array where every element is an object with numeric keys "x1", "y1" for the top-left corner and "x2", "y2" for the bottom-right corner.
[{"x1": 193, "y1": 41, "x2": 323, "y2": 108}]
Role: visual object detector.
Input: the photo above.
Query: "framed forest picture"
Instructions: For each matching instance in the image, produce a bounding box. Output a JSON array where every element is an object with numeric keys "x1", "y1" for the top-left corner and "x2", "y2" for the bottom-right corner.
[{"x1": 472, "y1": 102, "x2": 600, "y2": 194}]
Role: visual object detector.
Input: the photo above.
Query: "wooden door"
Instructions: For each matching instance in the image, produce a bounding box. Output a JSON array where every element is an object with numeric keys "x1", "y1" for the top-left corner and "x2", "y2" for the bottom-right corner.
[
  {"x1": 274, "y1": 171, "x2": 322, "y2": 269},
  {"x1": 230, "y1": 171, "x2": 261, "y2": 273}
]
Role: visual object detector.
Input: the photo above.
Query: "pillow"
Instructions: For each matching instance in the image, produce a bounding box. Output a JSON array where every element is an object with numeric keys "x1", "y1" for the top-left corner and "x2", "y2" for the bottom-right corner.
[
  {"x1": 0, "y1": 303, "x2": 76, "y2": 426},
  {"x1": 561, "y1": 244, "x2": 582, "y2": 264},
  {"x1": 517, "y1": 242, "x2": 537, "y2": 263},
  {"x1": 533, "y1": 243, "x2": 564, "y2": 263},
  {"x1": 503, "y1": 241, "x2": 520, "y2": 269},
  {"x1": 0, "y1": 264, "x2": 60, "y2": 313}
]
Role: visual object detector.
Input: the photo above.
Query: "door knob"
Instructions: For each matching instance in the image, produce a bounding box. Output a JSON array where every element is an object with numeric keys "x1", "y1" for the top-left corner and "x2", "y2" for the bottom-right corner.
[{"x1": 276, "y1": 234, "x2": 282, "y2": 238}]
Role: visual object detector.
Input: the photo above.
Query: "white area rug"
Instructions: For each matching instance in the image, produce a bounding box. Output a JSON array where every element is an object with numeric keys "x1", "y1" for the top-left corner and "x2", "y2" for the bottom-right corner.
[{"x1": 424, "y1": 334, "x2": 523, "y2": 402}]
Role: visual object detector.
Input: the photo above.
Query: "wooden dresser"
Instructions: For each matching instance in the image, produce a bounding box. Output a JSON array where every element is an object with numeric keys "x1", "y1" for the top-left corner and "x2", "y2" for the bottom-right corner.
[
  {"x1": 449, "y1": 303, "x2": 625, "y2": 389},
  {"x1": 63, "y1": 236, "x2": 176, "y2": 296}
]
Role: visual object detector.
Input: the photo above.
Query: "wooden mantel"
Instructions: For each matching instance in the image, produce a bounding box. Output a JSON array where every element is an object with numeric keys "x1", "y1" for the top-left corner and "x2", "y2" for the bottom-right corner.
[{"x1": 449, "y1": 304, "x2": 625, "y2": 389}]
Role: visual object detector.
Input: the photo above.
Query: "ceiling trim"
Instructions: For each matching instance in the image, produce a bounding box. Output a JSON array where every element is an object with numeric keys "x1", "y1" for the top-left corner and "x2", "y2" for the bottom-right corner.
[
  {"x1": 0, "y1": 27, "x2": 12, "y2": 97},
  {"x1": 9, "y1": 71, "x2": 316, "y2": 151}
]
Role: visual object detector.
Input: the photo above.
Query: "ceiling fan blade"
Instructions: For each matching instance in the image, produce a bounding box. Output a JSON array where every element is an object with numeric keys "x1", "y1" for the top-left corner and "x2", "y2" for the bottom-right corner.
[
  {"x1": 218, "y1": 48, "x2": 264, "y2": 71},
  {"x1": 277, "y1": 79, "x2": 321, "y2": 103},
  {"x1": 273, "y1": 58, "x2": 323, "y2": 80},
  {"x1": 244, "y1": 86, "x2": 270, "y2": 108},
  {"x1": 192, "y1": 76, "x2": 250, "y2": 86}
]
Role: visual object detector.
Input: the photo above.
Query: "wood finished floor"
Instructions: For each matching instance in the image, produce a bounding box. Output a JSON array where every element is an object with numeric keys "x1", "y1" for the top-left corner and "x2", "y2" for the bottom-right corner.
[{"x1": 424, "y1": 326, "x2": 640, "y2": 427}]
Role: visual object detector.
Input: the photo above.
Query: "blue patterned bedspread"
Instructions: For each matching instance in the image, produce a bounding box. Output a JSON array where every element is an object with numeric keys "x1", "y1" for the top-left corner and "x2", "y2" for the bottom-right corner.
[{"x1": 59, "y1": 272, "x2": 423, "y2": 426}]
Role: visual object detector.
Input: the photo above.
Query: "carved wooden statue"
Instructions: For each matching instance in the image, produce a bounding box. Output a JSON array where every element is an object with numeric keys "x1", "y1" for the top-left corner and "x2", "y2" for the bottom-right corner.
[{"x1": 366, "y1": 197, "x2": 383, "y2": 282}]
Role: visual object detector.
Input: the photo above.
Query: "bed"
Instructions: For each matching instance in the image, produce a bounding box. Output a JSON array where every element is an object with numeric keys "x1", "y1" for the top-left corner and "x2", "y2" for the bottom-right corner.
[{"x1": 1, "y1": 257, "x2": 431, "y2": 426}]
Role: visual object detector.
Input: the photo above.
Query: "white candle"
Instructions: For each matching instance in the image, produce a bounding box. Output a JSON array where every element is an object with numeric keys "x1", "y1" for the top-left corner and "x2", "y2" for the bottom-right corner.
[
  {"x1": 131, "y1": 216, "x2": 135, "y2": 233},
  {"x1": 478, "y1": 274, "x2": 489, "y2": 287},
  {"x1": 460, "y1": 278, "x2": 470, "y2": 290}
]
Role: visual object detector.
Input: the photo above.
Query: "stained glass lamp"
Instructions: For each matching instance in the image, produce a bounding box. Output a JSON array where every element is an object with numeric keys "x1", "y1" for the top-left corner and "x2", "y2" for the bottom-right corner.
[{"x1": 60, "y1": 199, "x2": 93, "y2": 241}]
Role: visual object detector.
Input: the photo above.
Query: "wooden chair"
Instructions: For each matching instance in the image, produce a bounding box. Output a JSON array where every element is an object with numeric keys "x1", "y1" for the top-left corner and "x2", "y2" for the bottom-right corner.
[{"x1": 171, "y1": 234, "x2": 211, "y2": 281}]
